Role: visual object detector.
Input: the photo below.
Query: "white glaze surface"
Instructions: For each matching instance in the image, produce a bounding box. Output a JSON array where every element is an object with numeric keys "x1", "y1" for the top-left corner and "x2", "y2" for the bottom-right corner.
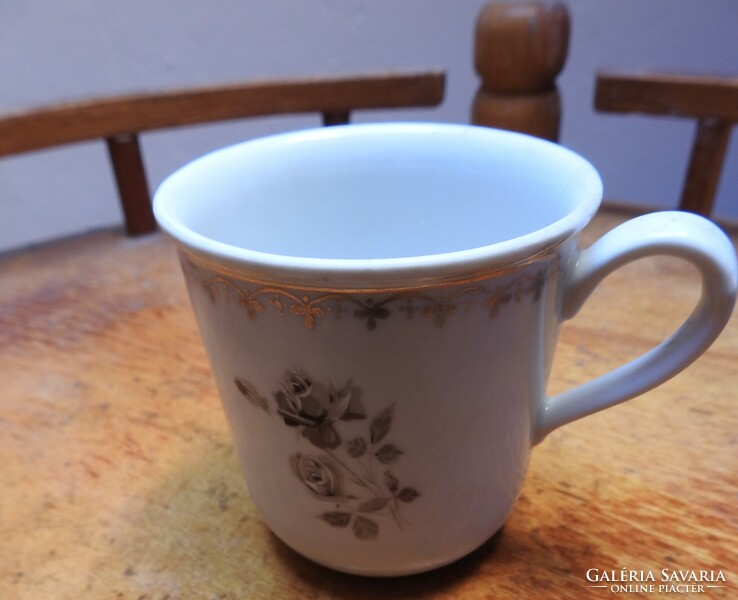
[
  {"x1": 154, "y1": 123, "x2": 601, "y2": 289},
  {"x1": 154, "y1": 123, "x2": 737, "y2": 575}
]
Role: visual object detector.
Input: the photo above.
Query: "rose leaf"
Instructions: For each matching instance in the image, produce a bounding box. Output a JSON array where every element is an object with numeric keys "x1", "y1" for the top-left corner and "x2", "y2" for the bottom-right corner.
[{"x1": 353, "y1": 515, "x2": 379, "y2": 541}]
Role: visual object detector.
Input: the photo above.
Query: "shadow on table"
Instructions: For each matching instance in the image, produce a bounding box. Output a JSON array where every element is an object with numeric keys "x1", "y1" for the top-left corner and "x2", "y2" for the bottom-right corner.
[
  {"x1": 268, "y1": 527, "x2": 504, "y2": 599},
  {"x1": 116, "y1": 441, "x2": 599, "y2": 597},
  {"x1": 116, "y1": 440, "x2": 510, "y2": 597}
]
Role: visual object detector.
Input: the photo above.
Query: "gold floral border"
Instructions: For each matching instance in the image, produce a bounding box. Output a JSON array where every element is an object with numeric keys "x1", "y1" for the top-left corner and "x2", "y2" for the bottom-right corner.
[
  {"x1": 184, "y1": 258, "x2": 555, "y2": 330},
  {"x1": 176, "y1": 236, "x2": 565, "y2": 294}
]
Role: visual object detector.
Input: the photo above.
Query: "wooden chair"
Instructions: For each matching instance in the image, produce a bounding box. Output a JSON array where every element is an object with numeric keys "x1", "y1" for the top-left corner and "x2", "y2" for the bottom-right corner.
[
  {"x1": 470, "y1": 2, "x2": 735, "y2": 219},
  {"x1": 471, "y1": 1, "x2": 570, "y2": 142},
  {"x1": 0, "y1": 71, "x2": 445, "y2": 236},
  {"x1": 595, "y1": 72, "x2": 738, "y2": 218}
]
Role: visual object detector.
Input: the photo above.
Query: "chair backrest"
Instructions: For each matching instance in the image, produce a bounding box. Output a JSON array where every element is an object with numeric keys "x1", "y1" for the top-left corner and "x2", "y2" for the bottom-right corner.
[
  {"x1": 0, "y1": 71, "x2": 445, "y2": 235},
  {"x1": 595, "y1": 71, "x2": 738, "y2": 217},
  {"x1": 471, "y1": 0, "x2": 570, "y2": 142}
]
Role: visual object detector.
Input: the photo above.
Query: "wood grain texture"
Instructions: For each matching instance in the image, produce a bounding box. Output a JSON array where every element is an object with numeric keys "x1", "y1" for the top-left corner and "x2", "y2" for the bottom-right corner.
[
  {"x1": 680, "y1": 119, "x2": 733, "y2": 216},
  {"x1": 0, "y1": 72, "x2": 445, "y2": 157},
  {"x1": 595, "y1": 71, "x2": 738, "y2": 218},
  {"x1": 473, "y1": 1, "x2": 569, "y2": 93},
  {"x1": 0, "y1": 71, "x2": 445, "y2": 238},
  {"x1": 472, "y1": 1, "x2": 569, "y2": 142},
  {"x1": 471, "y1": 86, "x2": 561, "y2": 142},
  {"x1": 595, "y1": 72, "x2": 738, "y2": 121},
  {"x1": 106, "y1": 134, "x2": 156, "y2": 236},
  {"x1": 1, "y1": 209, "x2": 736, "y2": 599}
]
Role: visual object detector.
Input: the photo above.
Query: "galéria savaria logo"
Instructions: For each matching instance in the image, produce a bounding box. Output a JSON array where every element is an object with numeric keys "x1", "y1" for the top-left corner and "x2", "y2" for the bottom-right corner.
[{"x1": 585, "y1": 568, "x2": 728, "y2": 594}]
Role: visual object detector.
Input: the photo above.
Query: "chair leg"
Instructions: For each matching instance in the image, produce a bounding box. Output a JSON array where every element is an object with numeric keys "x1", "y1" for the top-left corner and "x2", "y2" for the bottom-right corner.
[
  {"x1": 679, "y1": 118, "x2": 732, "y2": 217},
  {"x1": 322, "y1": 111, "x2": 351, "y2": 126},
  {"x1": 106, "y1": 133, "x2": 156, "y2": 235}
]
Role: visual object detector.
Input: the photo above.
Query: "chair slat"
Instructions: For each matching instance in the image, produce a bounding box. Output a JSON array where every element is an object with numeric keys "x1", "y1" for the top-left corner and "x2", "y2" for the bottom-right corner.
[
  {"x1": 1, "y1": 71, "x2": 445, "y2": 236},
  {"x1": 0, "y1": 72, "x2": 445, "y2": 157},
  {"x1": 594, "y1": 71, "x2": 737, "y2": 217},
  {"x1": 106, "y1": 134, "x2": 155, "y2": 236},
  {"x1": 595, "y1": 72, "x2": 738, "y2": 121}
]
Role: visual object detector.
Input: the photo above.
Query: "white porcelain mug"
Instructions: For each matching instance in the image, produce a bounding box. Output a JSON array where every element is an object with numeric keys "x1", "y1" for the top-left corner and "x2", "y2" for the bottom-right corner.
[{"x1": 153, "y1": 123, "x2": 737, "y2": 576}]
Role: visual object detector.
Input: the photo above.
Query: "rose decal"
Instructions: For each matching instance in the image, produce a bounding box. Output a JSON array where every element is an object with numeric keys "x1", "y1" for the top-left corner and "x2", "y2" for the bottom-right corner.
[
  {"x1": 235, "y1": 369, "x2": 420, "y2": 540},
  {"x1": 290, "y1": 454, "x2": 344, "y2": 500},
  {"x1": 274, "y1": 368, "x2": 365, "y2": 449}
]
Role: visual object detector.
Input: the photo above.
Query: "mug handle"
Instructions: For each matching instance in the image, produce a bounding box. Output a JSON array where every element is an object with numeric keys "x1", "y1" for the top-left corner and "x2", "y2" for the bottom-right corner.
[{"x1": 533, "y1": 210, "x2": 738, "y2": 444}]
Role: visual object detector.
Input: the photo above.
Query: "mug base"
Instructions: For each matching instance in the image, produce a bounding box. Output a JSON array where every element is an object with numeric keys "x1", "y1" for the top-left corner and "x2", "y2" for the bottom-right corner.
[{"x1": 270, "y1": 526, "x2": 504, "y2": 577}]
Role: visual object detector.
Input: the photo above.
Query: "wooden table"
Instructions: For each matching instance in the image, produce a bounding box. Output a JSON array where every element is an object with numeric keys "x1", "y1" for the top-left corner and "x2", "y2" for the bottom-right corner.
[{"x1": 2, "y1": 209, "x2": 736, "y2": 599}]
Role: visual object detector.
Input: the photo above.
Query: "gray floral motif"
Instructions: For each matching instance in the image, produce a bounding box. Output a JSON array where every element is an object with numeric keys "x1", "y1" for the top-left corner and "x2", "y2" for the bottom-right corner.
[
  {"x1": 352, "y1": 298, "x2": 392, "y2": 331},
  {"x1": 234, "y1": 377, "x2": 270, "y2": 413},
  {"x1": 234, "y1": 369, "x2": 420, "y2": 541},
  {"x1": 290, "y1": 454, "x2": 345, "y2": 501},
  {"x1": 274, "y1": 368, "x2": 366, "y2": 449}
]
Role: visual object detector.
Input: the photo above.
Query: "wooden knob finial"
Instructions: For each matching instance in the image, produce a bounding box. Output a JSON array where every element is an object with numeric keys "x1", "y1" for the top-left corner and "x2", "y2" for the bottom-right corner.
[{"x1": 472, "y1": 1, "x2": 570, "y2": 141}]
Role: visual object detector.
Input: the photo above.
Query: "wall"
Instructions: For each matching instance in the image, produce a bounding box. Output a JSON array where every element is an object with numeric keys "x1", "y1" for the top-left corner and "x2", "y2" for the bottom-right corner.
[{"x1": 1, "y1": 0, "x2": 736, "y2": 252}]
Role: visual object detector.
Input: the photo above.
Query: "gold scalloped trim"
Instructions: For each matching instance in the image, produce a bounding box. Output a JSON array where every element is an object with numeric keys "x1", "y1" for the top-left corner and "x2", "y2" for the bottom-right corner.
[
  {"x1": 183, "y1": 257, "x2": 556, "y2": 330},
  {"x1": 176, "y1": 237, "x2": 564, "y2": 294}
]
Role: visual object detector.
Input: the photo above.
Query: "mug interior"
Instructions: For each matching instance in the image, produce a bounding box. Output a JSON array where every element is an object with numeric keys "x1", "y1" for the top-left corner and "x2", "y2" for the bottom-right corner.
[{"x1": 154, "y1": 124, "x2": 602, "y2": 277}]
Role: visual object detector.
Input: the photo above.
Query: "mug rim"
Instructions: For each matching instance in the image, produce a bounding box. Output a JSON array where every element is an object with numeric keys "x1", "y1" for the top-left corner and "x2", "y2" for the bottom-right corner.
[{"x1": 153, "y1": 122, "x2": 603, "y2": 291}]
